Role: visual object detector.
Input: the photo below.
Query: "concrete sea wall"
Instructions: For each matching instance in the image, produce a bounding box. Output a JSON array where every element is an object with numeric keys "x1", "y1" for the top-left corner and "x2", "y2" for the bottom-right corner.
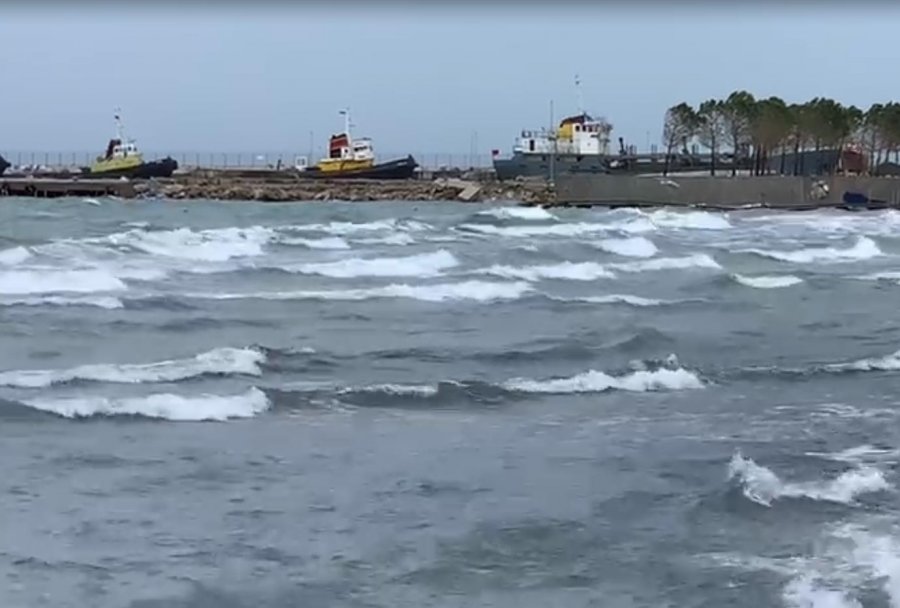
[{"x1": 555, "y1": 174, "x2": 900, "y2": 209}]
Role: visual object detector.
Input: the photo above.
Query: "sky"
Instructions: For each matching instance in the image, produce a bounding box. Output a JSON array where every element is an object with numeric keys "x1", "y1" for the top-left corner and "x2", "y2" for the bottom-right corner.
[{"x1": 1, "y1": 2, "x2": 899, "y2": 160}]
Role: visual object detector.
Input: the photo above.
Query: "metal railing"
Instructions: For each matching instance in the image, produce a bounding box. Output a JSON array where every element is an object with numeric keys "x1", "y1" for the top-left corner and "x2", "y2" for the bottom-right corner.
[{"x1": 0, "y1": 150, "x2": 497, "y2": 171}]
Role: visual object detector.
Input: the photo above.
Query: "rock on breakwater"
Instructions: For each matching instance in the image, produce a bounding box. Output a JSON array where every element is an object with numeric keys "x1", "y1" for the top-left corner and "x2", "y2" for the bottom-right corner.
[{"x1": 142, "y1": 171, "x2": 556, "y2": 204}]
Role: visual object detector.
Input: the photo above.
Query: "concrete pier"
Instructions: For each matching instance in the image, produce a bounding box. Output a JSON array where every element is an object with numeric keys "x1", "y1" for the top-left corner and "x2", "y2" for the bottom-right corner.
[
  {"x1": 0, "y1": 177, "x2": 136, "y2": 198},
  {"x1": 554, "y1": 174, "x2": 900, "y2": 209}
]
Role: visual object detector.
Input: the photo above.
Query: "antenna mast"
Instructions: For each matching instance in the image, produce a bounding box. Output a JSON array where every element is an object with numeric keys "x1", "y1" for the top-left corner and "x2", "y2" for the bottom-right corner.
[
  {"x1": 575, "y1": 74, "x2": 585, "y2": 117},
  {"x1": 113, "y1": 108, "x2": 126, "y2": 141}
]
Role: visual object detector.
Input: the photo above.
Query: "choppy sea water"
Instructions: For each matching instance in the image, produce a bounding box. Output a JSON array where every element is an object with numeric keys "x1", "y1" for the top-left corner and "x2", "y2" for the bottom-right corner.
[{"x1": 1, "y1": 198, "x2": 900, "y2": 607}]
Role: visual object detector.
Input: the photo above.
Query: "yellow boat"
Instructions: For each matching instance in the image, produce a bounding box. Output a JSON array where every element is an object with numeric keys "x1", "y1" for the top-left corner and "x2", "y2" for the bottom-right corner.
[
  {"x1": 294, "y1": 109, "x2": 418, "y2": 180},
  {"x1": 84, "y1": 110, "x2": 178, "y2": 179}
]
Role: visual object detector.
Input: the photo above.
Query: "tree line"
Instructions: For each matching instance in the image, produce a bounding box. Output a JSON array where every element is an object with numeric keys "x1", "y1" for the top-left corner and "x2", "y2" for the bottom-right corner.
[{"x1": 661, "y1": 91, "x2": 900, "y2": 176}]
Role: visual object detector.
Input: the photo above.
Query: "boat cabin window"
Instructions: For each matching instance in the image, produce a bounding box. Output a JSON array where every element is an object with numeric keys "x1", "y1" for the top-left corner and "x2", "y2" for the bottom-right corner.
[{"x1": 529, "y1": 139, "x2": 535, "y2": 152}]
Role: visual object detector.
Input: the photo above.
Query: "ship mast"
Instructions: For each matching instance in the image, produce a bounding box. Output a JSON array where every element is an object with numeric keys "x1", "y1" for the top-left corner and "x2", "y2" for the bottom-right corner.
[
  {"x1": 339, "y1": 108, "x2": 352, "y2": 144},
  {"x1": 575, "y1": 74, "x2": 585, "y2": 118},
  {"x1": 113, "y1": 108, "x2": 126, "y2": 142}
]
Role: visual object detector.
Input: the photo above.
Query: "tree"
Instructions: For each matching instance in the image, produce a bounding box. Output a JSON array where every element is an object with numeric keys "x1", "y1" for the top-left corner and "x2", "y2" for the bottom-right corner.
[
  {"x1": 721, "y1": 90, "x2": 757, "y2": 176},
  {"x1": 662, "y1": 102, "x2": 698, "y2": 176},
  {"x1": 750, "y1": 96, "x2": 792, "y2": 175},
  {"x1": 696, "y1": 99, "x2": 727, "y2": 176}
]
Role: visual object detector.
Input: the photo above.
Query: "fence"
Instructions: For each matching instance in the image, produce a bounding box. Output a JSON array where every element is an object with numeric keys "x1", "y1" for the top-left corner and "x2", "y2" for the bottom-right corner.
[{"x1": 1, "y1": 150, "x2": 496, "y2": 171}]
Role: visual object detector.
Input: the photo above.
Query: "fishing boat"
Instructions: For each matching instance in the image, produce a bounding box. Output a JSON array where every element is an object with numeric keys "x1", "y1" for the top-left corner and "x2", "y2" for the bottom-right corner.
[
  {"x1": 0, "y1": 154, "x2": 9, "y2": 176},
  {"x1": 295, "y1": 109, "x2": 418, "y2": 180},
  {"x1": 81, "y1": 110, "x2": 178, "y2": 179}
]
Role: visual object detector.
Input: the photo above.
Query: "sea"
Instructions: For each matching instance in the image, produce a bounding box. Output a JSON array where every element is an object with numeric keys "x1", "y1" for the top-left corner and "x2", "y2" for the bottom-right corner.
[{"x1": 1, "y1": 197, "x2": 899, "y2": 608}]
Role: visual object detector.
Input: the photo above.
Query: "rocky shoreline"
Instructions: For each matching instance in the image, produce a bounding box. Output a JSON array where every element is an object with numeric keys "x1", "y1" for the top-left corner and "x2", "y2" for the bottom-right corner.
[{"x1": 137, "y1": 171, "x2": 556, "y2": 204}]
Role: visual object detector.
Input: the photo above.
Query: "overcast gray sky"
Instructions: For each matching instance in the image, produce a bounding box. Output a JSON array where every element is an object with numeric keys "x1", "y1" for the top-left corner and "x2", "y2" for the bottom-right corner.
[{"x1": 1, "y1": 3, "x2": 897, "y2": 158}]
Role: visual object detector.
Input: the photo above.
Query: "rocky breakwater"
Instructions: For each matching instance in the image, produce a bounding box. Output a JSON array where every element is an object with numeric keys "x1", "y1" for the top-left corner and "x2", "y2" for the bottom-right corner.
[{"x1": 142, "y1": 170, "x2": 555, "y2": 204}]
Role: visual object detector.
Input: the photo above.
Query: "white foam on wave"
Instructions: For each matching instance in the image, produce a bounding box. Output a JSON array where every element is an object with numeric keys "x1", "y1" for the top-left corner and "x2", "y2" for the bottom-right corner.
[
  {"x1": 22, "y1": 387, "x2": 270, "y2": 421},
  {"x1": 293, "y1": 249, "x2": 458, "y2": 278},
  {"x1": 733, "y1": 274, "x2": 803, "y2": 289},
  {"x1": 783, "y1": 576, "x2": 862, "y2": 608},
  {"x1": 0, "y1": 268, "x2": 126, "y2": 295},
  {"x1": 825, "y1": 348, "x2": 900, "y2": 372},
  {"x1": 483, "y1": 261, "x2": 615, "y2": 281},
  {"x1": 342, "y1": 383, "x2": 440, "y2": 397},
  {"x1": 564, "y1": 294, "x2": 667, "y2": 307},
  {"x1": 103, "y1": 226, "x2": 274, "y2": 262},
  {"x1": 806, "y1": 445, "x2": 900, "y2": 464},
  {"x1": 644, "y1": 209, "x2": 732, "y2": 230},
  {"x1": 0, "y1": 295, "x2": 124, "y2": 309},
  {"x1": 855, "y1": 270, "x2": 900, "y2": 282},
  {"x1": 778, "y1": 521, "x2": 900, "y2": 608},
  {"x1": 477, "y1": 206, "x2": 556, "y2": 221},
  {"x1": 354, "y1": 233, "x2": 416, "y2": 246},
  {"x1": 596, "y1": 236, "x2": 658, "y2": 258},
  {"x1": 504, "y1": 367, "x2": 704, "y2": 394},
  {"x1": 189, "y1": 280, "x2": 533, "y2": 303},
  {"x1": 0, "y1": 347, "x2": 265, "y2": 389},
  {"x1": 748, "y1": 236, "x2": 881, "y2": 264},
  {"x1": 832, "y1": 525, "x2": 900, "y2": 606},
  {"x1": 280, "y1": 236, "x2": 351, "y2": 250},
  {"x1": 297, "y1": 219, "x2": 430, "y2": 236},
  {"x1": 0, "y1": 246, "x2": 31, "y2": 265},
  {"x1": 457, "y1": 222, "x2": 611, "y2": 238},
  {"x1": 727, "y1": 451, "x2": 888, "y2": 507},
  {"x1": 609, "y1": 253, "x2": 722, "y2": 272}
]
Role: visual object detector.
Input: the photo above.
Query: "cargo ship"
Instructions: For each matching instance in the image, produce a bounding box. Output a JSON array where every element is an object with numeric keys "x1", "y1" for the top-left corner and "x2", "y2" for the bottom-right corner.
[
  {"x1": 491, "y1": 77, "x2": 715, "y2": 181},
  {"x1": 81, "y1": 110, "x2": 178, "y2": 179},
  {"x1": 295, "y1": 109, "x2": 418, "y2": 180}
]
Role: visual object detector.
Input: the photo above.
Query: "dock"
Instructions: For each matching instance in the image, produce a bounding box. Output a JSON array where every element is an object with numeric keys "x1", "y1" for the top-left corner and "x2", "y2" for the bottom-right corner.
[{"x1": 0, "y1": 177, "x2": 136, "y2": 198}]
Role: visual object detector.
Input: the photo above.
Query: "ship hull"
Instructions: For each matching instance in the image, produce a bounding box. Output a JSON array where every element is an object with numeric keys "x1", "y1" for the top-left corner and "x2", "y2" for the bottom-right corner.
[
  {"x1": 83, "y1": 157, "x2": 179, "y2": 179},
  {"x1": 298, "y1": 155, "x2": 418, "y2": 180},
  {"x1": 493, "y1": 154, "x2": 611, "y2": 181},
  {"x1": 493, "y1": 152, "x2": 724, "y2": 181},
  {"x1": 0, "y1": 154, "x2": 9, "y2": 176}
]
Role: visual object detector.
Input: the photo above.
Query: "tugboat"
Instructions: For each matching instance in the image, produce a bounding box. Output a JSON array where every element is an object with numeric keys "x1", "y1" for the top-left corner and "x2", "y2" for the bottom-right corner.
[
  {"x1": 295, "y1": 109, "x2": 418, "y2": 180},
  {"x1": 0, "y1": 154, "x2": 9, "y2": 176},
  {"x1": 82, "y1": 110, "x2": 178, "y2": 179}
]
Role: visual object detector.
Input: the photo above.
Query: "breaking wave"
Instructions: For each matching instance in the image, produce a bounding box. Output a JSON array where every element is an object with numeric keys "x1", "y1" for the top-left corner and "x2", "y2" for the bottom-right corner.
[
  {"x1": 457, "y1": 222, "x2": 611, "y2": 238},
  {"x1": 747, "y1": 236, "x2": 881, "y2": 264},
  {"x1": 0, "y1": 347, "x2": 265, "y2": 388},
  {"x1": 190, "y1": 280, "x2": 533, "y2": 303},
  {"x1": 0, "y1": 246, "x2": 31, "y2": 265},
  {"x1": 503, "y1": 366, "x2": 704, "y2": 394},
  {"x1": 609, "y1": 253, "x2": 721, "y2": 273},
  {"x1": 21, "y1": 387, "x2": 270, "y2": 421},
  {"x1": 279, "y1": 236, "x2": 351, "y2": 250},
  {"x1": 559, "y1": 294, "x2": 667, "y2": 307},
  {"x1": 482, "y1": 261, "x2": 615, "y2": 281},
  {"x1": 292, "y1": 250, "x2": 458, "y2": 278},
  {"x1": 596, "y1": 236, "x2": 658, "y2": 258},
  {"x1": 643, "y1": 209, "x2": 732, "y2": 230},
  {"x1": 477, "y1": 206, "x2": 556, "y2": 221},
  {"x1": 296, "y1": 219, "x2": 431, "y2": 236},
  {"x1": 732, "y1": 274, "x2": 803, "y2": 289},
  {"x1": 727, "y1": 451, "x2": 888, "y2": 507},
  {"x1": 825, "y1": 348, "x2": 900, "y2": 372},
  {"x1": 0, "y1": 268, "x2": 126, "y2": 295},
  {"x1": 101, "y1": 226, "x2": 275, "y2": 262},
  {"x1": 0, "y1": 295, "x2": 124, "y2": 309}
]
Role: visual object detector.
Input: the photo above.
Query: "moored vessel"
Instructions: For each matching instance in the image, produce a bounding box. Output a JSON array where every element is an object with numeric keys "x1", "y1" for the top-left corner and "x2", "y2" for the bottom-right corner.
[
  {"x1": 0, "y1": 154, "x2": 9, "y2": 176},
  {"x1": 81, "y1": 110, "x2": 178, "y2": 179},
  {"x1": 295, "y1": 109, "x2": 418, "y2": 180},
  {"x1": 492, "y1": 77, "x2": 713, "y2": 181}
]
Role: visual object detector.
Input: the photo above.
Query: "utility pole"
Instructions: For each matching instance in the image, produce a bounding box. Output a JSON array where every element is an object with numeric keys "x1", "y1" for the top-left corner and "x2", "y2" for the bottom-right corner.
[{"x1": 549, "y1": 99, "x2": 556, "y2": 187}]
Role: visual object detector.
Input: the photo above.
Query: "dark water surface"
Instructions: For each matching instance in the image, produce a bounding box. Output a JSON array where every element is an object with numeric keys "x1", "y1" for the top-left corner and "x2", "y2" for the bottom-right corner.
[{"x1": 1, "y1": 198, "x2": 899, "y2": 607}]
